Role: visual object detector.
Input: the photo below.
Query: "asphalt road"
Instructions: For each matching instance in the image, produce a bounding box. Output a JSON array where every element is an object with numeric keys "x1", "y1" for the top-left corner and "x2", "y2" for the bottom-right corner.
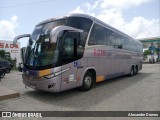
[{"x1": 0, "y1": 63, "x2": 159, "y2": 120}]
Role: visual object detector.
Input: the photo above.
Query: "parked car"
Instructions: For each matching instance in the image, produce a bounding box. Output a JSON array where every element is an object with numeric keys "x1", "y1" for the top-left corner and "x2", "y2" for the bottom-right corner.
[
  {"x1": 10, "y1": 63, "x2": 14, "y2": 69},
  {"x1": 0, "y1": 60, "x2": 12, "y2": 73},
  {"x1": 0, "y1": 67, "x2": 6, "y2": 79},
  {"x1": 147, "y1": 54, "x2": 158, "y2": 64}
]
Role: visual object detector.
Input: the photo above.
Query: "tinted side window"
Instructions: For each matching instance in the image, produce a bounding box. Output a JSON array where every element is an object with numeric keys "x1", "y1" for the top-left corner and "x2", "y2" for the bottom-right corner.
[
  {"x1": 67, "y1": 17, "x2": 93, "y2": 46},
  {"x1": 61, "y1": 32, "x2": 84, "y2": 65},
  {"x1": 63, "y1": 38, "x2": 75, "y2": 59},
  {"x1": 88, "y1": 24, "x2": 106, "y2": 45},
  {"x1": 115, "y1": 34, "x2": 124, "y2": 49},
  {"x1": 106, "y1": 29, "x2": 113, "y2": 46},
  {"x1": 123, "y1": 37, "x2": 142, "y2": 52},
  {"x1": 124, "y1": 37, "x2": 130, "y2": 51},
  {"x1": 106, "y1": 30, "x2": 123, "y2": 49}
]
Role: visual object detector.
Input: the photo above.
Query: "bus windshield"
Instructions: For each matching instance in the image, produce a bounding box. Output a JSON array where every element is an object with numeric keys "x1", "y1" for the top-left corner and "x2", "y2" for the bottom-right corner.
[
  {"x1": 24, "y1": 17, "x2": 93, "y2": 70},
  {"x1": 25, "y1": 19, "x2": 67, "y2": 69}
]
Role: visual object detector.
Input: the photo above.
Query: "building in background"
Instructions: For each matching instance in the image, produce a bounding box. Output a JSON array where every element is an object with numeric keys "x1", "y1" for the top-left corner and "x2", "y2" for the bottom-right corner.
[
  {"x1": 138, "y1": 37, "x2": 160, "y2": 49},
  {"x1": 0, "y1": 40, "x2": 21, "y2": 67},
  {"x1": 138, "y1": 37, "x2": 160, "y2": 62}
]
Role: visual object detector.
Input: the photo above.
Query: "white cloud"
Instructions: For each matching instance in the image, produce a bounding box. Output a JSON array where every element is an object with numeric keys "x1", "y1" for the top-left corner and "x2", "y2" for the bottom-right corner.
[
  {"x1": 99, "y1": 0, "x2": 153, "y2": 10},
  {"x1": 123, "y1": 16, "x2": 159, "y2": 38},
  {"x1": 0, "y1": 15, "x2": 18, "y2": 40},
  {"x1": 97, "y1": 8, "x2": 125, "y2": 29},
  {"x1": 70, "y1": 6, "x2": 84, "y2": 14},
  {"x1": 70, "y1": 0, "x2": 159, "y2": 39},
  {"x1": 11, "y1": 16, "x2": 18, "y2": 22}
]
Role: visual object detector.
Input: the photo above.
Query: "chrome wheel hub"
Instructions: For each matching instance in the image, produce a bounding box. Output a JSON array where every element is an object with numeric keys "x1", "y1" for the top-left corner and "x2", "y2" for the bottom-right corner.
[{"x1": 84, "y1": 76, "x2": 92, "y2": 87}]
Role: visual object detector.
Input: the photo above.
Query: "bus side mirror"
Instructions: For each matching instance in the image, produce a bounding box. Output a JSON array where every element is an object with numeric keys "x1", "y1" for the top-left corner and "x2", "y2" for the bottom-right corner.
[
  {"x1": 13, "y1": 34, "x2": 30, "y2": 47},
  {"x1": 50, "y1": 25, "x2": 83, "y2": 43},
  {"x1": 20, "y1": 47, "x2": 26, "y2": 64},
  {"x1": 13, "y1": 34, "x2": 30, "y2": 64}
]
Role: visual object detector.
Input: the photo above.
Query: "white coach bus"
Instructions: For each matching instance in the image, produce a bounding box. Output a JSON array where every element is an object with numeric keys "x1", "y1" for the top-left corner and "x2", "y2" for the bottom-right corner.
[{"x1": 13, "y1": 14, "x2": 143, "y2": 92}]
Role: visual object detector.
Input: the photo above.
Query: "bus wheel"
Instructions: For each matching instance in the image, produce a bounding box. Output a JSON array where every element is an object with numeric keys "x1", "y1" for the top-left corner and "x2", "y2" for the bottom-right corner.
[
  {"x1": 133, "y1": 65, "x2": 138, "y2": 75},
  {"x1": 128, "y1": 66, "x2": 134, "y2": 77},
  {"x1": 80, "y1": 71, "x2": 94, "y2": 91}
]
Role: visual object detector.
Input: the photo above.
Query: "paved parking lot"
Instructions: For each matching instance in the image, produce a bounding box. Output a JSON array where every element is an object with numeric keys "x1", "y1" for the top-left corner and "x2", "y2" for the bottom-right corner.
[{"x1": 0, "y1": 63, "x2": 159, "y2": 119}]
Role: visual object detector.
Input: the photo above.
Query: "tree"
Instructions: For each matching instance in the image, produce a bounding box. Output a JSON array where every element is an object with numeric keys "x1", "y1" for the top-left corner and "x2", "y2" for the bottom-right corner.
[
  {"x1": 0, "y1": 50, "x2": 16, "y2": 67},
  {"x1": 143, "y1": 50, "x2": 151, "y2": 57},
  {"x1": 0, "y1": 50, "x2": 6, "y2": 59},
  {"x1": 5, "y1": 52, "x2": 11, "y2": 60}
]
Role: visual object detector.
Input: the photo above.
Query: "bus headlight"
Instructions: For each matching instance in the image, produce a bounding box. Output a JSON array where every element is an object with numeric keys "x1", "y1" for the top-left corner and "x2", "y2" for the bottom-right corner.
[
  {"x1": 43, "y1": 68, "x2": 71, "y2": 79},
  {"x1": 43, "y1": 71, "x2": 62, "y2": 79},
  {"x1": 43, "y1": 73, "x2": 55, "y2": 79}
]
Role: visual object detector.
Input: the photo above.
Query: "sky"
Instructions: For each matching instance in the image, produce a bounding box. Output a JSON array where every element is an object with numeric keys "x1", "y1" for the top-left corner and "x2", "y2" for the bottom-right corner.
[{"x1": 0, "y1": 0, "x2": 159, "y2": 48}]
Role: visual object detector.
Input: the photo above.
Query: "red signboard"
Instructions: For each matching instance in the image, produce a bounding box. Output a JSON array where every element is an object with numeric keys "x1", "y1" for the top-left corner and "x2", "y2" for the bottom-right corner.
[{"x1": 0, "y1": 43, "x2": 19, "y2": 49}]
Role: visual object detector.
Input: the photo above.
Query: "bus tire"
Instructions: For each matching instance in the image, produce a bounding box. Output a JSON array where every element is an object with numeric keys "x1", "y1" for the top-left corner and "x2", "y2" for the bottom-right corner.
[
  {"x1": 128, "y1": 66, "x2": 134, "y2": 77},
  {"x1": 80, "y1": 71, "x2": 94, "y2": 91},
  {"x1": 133, "y1": 65, "x2": 138, "y2": 75},
  {"x1": 135, "y1": 65, "x2": 138, "y2": 75}
]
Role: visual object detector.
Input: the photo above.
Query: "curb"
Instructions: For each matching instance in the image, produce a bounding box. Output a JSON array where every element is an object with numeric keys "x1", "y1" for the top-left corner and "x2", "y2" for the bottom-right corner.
[{"x1": 0, "y1": 86, "x2": 20, "y2": 101}]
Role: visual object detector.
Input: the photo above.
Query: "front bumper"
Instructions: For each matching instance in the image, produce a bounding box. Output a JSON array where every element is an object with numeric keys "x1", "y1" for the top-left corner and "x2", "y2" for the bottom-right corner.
[{"x1": 22, "y1": 74, "x2": 61, "y2": 92}]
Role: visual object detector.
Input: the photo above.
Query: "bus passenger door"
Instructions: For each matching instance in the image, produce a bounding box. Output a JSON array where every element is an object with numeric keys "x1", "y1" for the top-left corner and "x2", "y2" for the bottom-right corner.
[{"x1": 60, "y1": 32, "x2": 80, "y2": 91}]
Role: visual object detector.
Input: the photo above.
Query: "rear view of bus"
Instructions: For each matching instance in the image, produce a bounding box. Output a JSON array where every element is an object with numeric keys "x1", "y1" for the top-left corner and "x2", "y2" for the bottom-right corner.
[{"x1": 13, "y1": 14, "x2": 143, "y2": 92}]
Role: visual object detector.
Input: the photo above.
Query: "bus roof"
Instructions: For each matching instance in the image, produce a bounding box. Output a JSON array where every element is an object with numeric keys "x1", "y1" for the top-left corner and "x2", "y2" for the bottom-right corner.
[{"x1": 37, "y1": 13, "x2": 138, "y2": 42}]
